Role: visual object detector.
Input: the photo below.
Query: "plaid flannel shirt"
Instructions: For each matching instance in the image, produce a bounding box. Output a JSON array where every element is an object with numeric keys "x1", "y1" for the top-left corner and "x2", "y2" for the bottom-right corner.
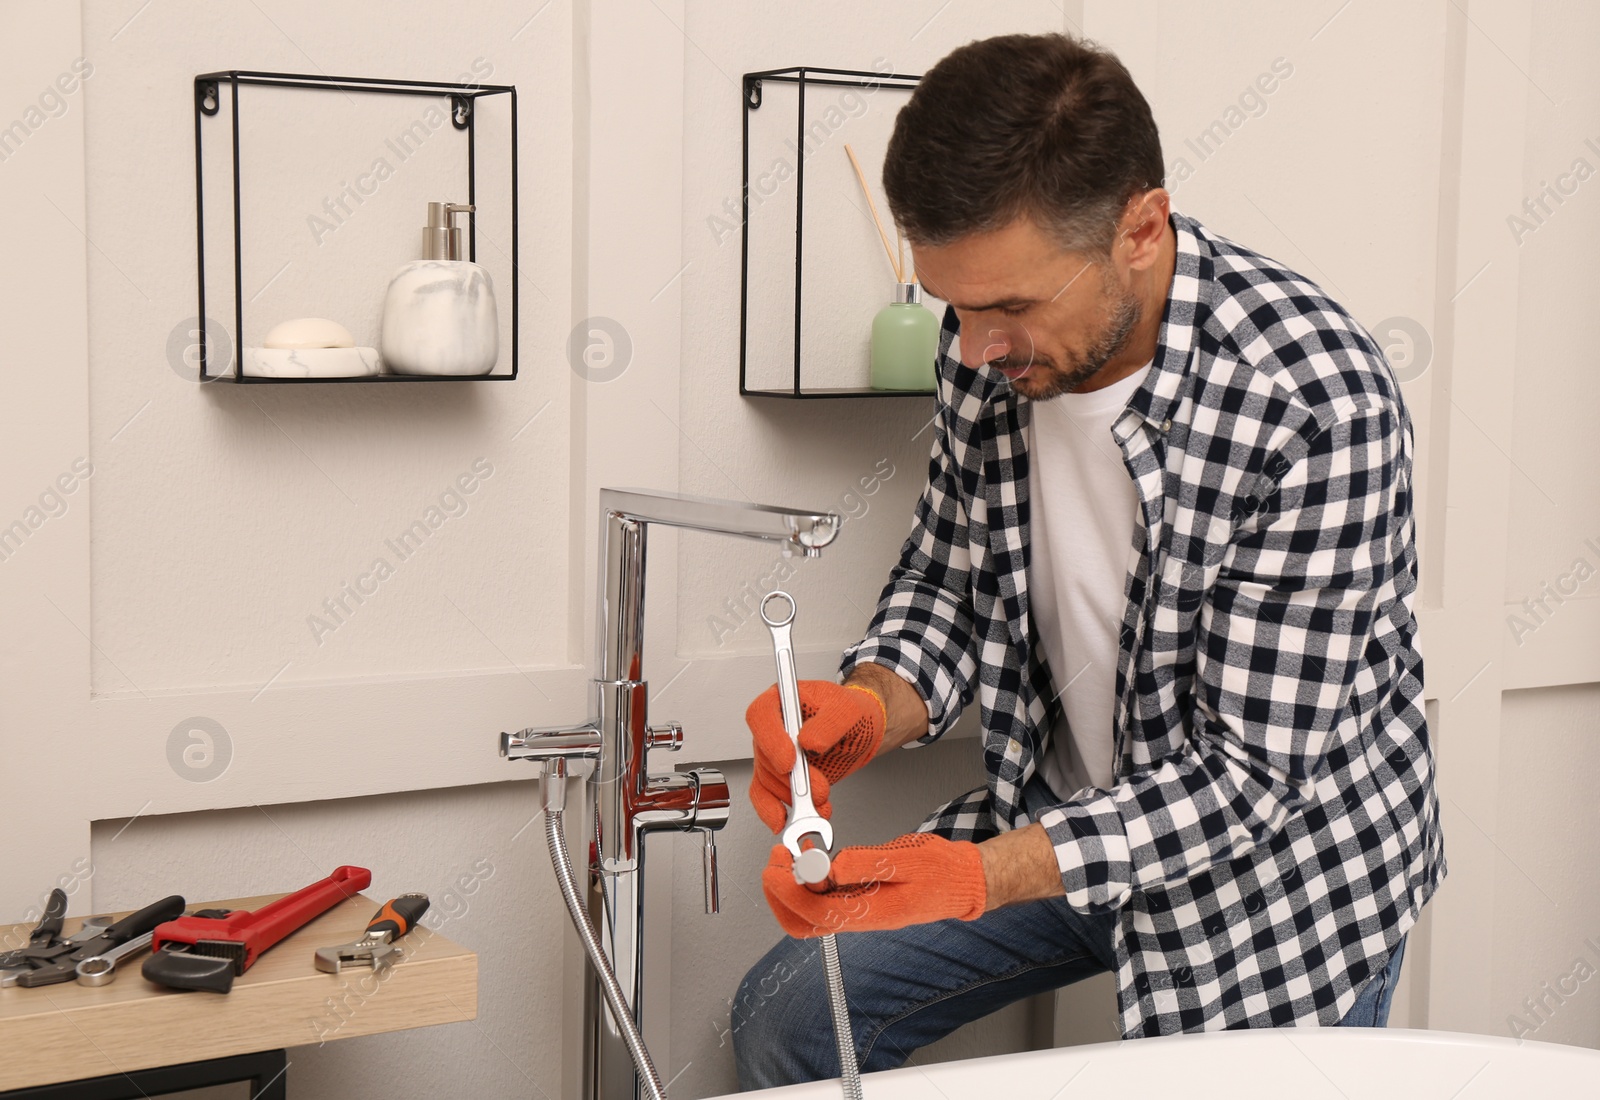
[{"x1": 840, "y1": 212, "x2": 1445, "y2": 1036}]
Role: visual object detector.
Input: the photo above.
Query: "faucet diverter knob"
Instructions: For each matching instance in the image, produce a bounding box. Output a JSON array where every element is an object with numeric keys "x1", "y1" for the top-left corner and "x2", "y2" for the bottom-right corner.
[
  {"x1": 500, "y1": 723, "x2": 603, "y2": 762},
  {"x1": 646, "y1": 723, "x2": 683, "y2": 752}
]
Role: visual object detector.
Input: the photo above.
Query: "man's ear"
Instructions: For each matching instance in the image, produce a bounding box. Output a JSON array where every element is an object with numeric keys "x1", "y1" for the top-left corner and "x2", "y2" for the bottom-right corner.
[{"x1": 1116, "y1": 188, "x2": 1171, "y2": 271}]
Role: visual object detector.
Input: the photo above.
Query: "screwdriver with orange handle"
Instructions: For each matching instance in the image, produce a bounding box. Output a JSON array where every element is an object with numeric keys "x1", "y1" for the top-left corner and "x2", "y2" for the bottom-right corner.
[{"x1": 313, "y1": 893, "x2": 430, "y2": 974}]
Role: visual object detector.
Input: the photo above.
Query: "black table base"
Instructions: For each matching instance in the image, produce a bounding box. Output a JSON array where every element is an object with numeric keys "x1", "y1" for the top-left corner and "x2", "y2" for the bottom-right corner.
[{"x1": 0, "y1": 1049, "x2": 287, "y2": 1100}]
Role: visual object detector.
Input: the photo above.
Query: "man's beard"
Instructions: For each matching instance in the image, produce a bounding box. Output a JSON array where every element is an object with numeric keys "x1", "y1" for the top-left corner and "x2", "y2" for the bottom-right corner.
[{"x1": 998, "y1": 281, "x2": 1142, "y2": 401}]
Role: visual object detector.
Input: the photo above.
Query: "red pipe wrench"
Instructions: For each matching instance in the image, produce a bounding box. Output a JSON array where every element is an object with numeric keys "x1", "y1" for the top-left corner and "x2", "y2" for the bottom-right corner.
[{"x1": 143, "y1": 865, "x2": 370, "y2": 993}]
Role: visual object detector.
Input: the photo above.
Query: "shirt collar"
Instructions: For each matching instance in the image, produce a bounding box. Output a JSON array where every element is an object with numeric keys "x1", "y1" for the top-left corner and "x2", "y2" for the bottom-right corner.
[{"x1": 1118, "y1": 211, "x2": 1212, "y2": 436}]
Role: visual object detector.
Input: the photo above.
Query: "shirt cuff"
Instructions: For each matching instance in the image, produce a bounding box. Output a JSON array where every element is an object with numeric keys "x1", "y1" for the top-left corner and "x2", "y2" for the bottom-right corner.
[{"x1": 1037, "y1": 792, "x2": 1133, "y2": 914}]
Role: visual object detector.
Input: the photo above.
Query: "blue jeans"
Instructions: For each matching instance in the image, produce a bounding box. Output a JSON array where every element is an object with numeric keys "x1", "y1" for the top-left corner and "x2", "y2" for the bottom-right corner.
[{"x1": 732, "y1": 783, "x2": 1407, "y2": 1089}]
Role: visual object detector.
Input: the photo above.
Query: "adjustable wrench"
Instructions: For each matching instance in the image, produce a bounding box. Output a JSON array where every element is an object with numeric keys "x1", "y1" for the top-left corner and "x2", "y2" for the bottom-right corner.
[
  {"x1": 759, "y1": 591, "x2": 834, "y2": 885},
  {"x1": 314, "y1": 894, "x2": 429, "y2": 974}
]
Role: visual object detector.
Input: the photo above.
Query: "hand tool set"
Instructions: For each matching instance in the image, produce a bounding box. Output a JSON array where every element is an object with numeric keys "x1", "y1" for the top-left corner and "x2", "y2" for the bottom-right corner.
[
  {"x1": 1, "y1": 867, "x2": 433, "y2": 996},
  {"x1": 760, "y1": 590, "x2": 864, "y2": 1100}
]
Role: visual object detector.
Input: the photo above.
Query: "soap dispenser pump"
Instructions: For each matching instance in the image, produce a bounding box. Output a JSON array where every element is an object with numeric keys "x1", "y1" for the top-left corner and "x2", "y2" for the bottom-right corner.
[{"x1": 379, "y1": 201, "x2": 499, "y2": 376}]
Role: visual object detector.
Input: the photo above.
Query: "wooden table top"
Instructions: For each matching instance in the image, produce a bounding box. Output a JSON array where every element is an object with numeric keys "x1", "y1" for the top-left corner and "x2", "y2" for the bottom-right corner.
[{"x1": 0, "y1": 891, "x2": 477, "y2": 1091}]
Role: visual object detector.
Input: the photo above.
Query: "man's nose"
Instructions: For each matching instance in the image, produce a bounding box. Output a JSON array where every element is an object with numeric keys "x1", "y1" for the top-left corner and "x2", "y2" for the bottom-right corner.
[{"x1": 959, "y1": 322, "x2": 1009, "y2": 368}]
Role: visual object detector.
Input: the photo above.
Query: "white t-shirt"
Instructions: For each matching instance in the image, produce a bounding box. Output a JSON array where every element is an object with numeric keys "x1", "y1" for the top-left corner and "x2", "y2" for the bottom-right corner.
[{"x1": 1026, "y1": 364, "x2": 1148, "y2": 800}]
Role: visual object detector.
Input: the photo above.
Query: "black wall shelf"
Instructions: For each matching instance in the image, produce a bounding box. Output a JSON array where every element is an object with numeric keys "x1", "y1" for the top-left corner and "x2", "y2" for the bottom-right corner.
[
  {"x1": 193, "y1": 70, "x2": 519, "y2": 383},
  {"x1": 738, "y1": 66, "x2": 934, "y2": 400}
]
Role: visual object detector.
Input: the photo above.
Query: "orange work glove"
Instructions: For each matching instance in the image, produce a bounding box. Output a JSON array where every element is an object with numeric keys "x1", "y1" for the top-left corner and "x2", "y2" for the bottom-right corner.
[
  {"x1": 761, "y1": 834, "x2": 987, "y2": 939},
  {"x1": 745, "y1": 681, "x2": 885, "y2": 834}
]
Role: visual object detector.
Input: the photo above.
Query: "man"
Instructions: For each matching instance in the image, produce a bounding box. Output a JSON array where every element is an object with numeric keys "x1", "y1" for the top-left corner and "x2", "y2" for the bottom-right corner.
[{"x1": 733, "y1": 31, "x2": 1444, "y2": 1088}]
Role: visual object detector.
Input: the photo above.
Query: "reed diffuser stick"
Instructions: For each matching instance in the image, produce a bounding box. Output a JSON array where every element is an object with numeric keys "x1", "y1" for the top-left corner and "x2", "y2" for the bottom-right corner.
[{"x1": 845, "y1": 143, "x2": 903, "y2": 281}]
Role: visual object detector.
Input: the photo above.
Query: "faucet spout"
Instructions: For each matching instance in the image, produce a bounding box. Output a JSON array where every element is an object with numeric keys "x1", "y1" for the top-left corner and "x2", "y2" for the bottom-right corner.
[
  {"x1": 595, "y1": 489, "x2": 840, "y2": 685},
  {"x1": 599, "y1": 488, "x2": 840, "y2": 557}
]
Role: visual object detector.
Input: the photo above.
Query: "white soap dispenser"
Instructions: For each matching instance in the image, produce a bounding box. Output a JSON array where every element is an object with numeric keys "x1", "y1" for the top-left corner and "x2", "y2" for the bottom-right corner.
[{"x1": 379, "y1": 201, "x2": 499, "y2": 376}]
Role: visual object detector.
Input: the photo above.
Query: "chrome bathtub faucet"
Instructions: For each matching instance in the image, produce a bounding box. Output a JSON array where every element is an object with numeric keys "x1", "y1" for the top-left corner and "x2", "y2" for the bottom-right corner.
[{"x1": 501, "y1": 488, "x2": 841, "y2": 1100}]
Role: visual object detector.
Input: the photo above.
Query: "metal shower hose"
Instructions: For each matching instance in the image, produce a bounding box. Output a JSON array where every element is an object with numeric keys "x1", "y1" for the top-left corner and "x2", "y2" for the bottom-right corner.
[
  {"x1": 821, "y1": 930, "x2": 864, "y2": 1097},
  {"x1": 542, "y1": 691, "x2": 861, "y2": 1097},
  {"x1": 543, "y1": 761, "x2": 668, "y2": 1100}
]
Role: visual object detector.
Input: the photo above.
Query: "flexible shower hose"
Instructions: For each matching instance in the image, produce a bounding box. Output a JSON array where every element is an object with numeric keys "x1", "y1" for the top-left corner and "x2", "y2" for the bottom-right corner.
[
  {"x1": 544, "y1": 762, "x2": 861, "y2": 1099},
  {"x1": 544, "y1": 768, "x2": 667, "y2": 1100},
  {"x1": 820, "y1": 931, "x2": 864, "y2": 1098}
]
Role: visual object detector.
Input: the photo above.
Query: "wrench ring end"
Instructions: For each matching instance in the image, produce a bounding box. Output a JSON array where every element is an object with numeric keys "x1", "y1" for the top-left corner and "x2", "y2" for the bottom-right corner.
[{"x1": 759, "y1": 590, "x2": 796, "y2": 628}]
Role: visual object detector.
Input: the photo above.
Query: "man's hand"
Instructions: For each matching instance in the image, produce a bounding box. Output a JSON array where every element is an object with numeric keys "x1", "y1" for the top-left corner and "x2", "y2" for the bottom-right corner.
[
  {"x1": 760, "y1": 834, "x2": 986, "y2": 938},
  {"x1": 745, "y1": 681, "x2": 885, "y2": 834}
]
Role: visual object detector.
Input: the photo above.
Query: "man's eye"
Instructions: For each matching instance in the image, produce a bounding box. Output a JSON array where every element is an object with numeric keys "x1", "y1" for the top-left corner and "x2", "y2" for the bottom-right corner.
[{"x1": 999, "y1": 305, "x2": 1028, "y2": 317}]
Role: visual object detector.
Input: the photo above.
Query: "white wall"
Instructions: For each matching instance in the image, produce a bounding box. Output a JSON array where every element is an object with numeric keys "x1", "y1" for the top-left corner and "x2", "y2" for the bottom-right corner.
[
  {"x1": 1493, "y1": 685, "x2": 1600, "y2": 1047},
  {"x1": 1489, "y1": 0, "x2": 1600, "y2": 1046},
  {"x1": 2, "y1": 1, "x2": 1598, "y2": 1097},
  {"x1": 86, "y1": 3, "x2": 574, "y2": 692}
]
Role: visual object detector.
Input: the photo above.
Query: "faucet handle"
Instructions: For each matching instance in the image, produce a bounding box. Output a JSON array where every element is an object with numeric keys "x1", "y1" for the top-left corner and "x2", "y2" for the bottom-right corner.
[
  {"x1": 687, "y1": 767, "x2": 730, "y2": 831},
  {"x1": 646, "y1": 723, "x2": 683, "y2": 752},
  {"x1": 699, "y1": 830, "x2": 720, "y2": 915}
]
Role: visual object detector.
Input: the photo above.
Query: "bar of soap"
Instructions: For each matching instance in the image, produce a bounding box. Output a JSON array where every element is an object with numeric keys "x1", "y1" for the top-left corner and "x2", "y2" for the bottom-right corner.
[
  {"x1": 242, "y1": 346, "x2": 381, "y2": 378},
  {"x1": 263, "y1": 317, "x2": 355, "y2": 349}
]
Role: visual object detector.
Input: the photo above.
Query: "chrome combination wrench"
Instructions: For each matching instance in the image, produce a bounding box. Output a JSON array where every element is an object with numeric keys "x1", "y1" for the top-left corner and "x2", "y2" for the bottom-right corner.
[
  {"x1": 759, "y1": 589, "x2": 864, "y2": 1099},
  {"x1": 74, "y1": 930, "x2": 154, "y2": 986},
  {"x1": 759, "y1": 590, "x2": 834, "y2": 885}
]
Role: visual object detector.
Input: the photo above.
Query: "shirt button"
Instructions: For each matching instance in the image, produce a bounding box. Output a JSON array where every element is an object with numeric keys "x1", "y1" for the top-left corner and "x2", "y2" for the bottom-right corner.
[{"x1": 1161, "y1": 418, "x2": 1172, "y2": 431}]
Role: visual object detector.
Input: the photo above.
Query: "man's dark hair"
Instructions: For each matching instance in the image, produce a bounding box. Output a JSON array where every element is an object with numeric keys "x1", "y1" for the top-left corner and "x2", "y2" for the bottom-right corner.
[{"x1": 883, "y1": 33, "x2": 1165, "y2": 256}]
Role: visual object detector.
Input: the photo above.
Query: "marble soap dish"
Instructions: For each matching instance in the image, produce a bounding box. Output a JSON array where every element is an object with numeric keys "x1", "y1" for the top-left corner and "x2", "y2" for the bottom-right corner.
[{"x1": 242, "y1": 317, "x2": 382, "y2": 379}]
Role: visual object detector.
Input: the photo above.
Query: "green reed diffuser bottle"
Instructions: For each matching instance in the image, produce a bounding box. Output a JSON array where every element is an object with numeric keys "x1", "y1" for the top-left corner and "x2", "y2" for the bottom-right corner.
[
  {"x1": 845, "y1": 142, "x2": 939, "y2": 391},
  {"x1": 870, "y1": 280, "x2": 939, "y2": 390}
]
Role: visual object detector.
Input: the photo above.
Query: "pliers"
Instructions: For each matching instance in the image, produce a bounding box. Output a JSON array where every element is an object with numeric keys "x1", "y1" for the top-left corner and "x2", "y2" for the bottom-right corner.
[
  {"x1": 0, "y1": 888, "x2": 71, "y2": 977},
  {"x1": 0, "y1": 889, "x2": 186, "y2": 987}
]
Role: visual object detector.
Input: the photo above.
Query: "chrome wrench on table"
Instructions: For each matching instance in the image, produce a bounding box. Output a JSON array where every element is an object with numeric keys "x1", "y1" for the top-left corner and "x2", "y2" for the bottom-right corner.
[
  {"x1": 74, "y1": 931, "x2": 154, "y2": 986},
  {"x1": 760, "y1": 590, "x2": 864, "y2": 1099}
]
